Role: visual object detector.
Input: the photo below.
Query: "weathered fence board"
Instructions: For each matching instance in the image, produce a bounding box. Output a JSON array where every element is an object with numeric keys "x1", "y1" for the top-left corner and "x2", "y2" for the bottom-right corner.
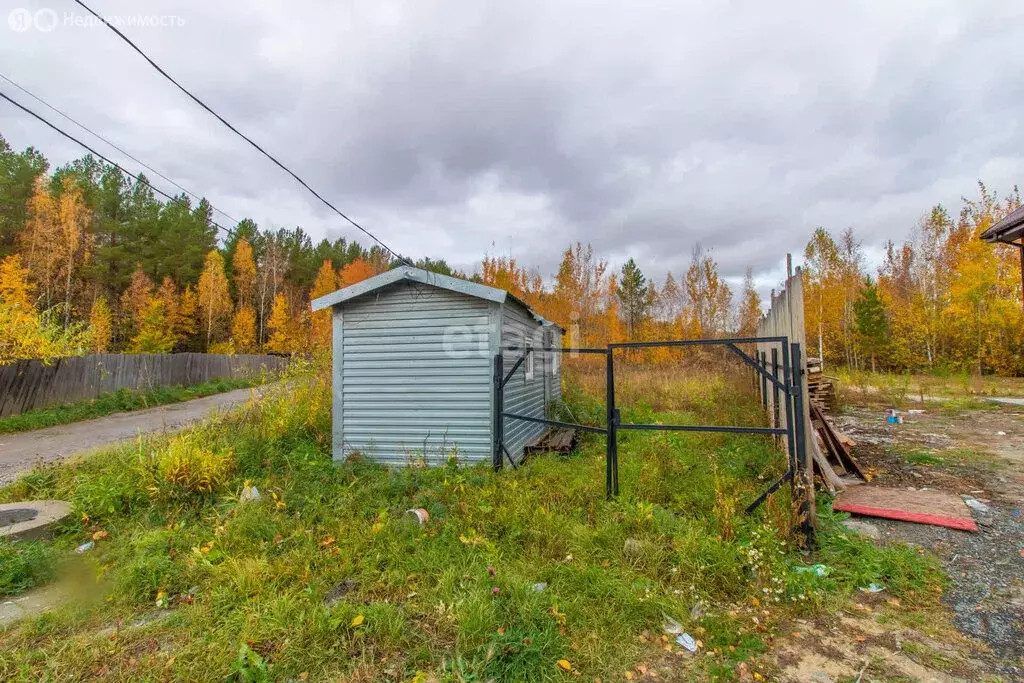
[
  {"x1": 0, "y1": 353, "x2": 288, "y2": 418},
  {"x1": 756, "y1": 264, "x2": 816, "y2": 528}
]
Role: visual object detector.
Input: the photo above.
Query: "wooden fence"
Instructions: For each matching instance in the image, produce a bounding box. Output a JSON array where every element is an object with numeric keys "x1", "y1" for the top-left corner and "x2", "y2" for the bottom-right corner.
[
  {"x1": 0, "y1": 353, "x2": 289, "y2": 418},
  {"x1": 755, "y1": 261, "x2": 816, "y2": 529}
]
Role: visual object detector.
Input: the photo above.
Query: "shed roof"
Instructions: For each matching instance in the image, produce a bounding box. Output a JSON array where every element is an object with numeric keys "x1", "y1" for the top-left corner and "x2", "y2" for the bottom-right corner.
[
  {"x1": 310, "y1": 266, "x2": 564, "y2": 332},
  {"x1": 980, "y1": 204, "x2": 1024, "y2": 244}
]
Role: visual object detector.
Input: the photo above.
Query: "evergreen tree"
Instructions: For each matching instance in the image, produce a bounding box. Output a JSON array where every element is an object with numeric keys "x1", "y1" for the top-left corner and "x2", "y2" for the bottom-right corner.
[
  {"x1": 0, "y1": 136, "x2": 48, "y2": 257},
  {"x1": 617, "y1": 258, "x2": 649, "y2": 337},
  {"x1": 854, "y1": 278, "x2": 887, "y2": 372}
]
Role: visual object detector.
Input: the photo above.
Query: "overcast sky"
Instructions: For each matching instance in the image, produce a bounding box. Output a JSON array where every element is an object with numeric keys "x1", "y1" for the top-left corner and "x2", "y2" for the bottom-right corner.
[{"x1": 1, "y1": 0, "x2": 1022, "y2": 292}]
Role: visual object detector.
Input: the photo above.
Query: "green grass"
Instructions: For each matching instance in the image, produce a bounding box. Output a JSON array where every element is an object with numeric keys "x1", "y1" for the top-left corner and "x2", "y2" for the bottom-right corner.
[
  {"x1": 0, "y1": 539, "x2": 60, "y2": 598},
  {"x1": 835, "y1": 368, "x2": 1024, "y2": 409},
  {"x1": 0, "y1": 363, "x2": 944, "y2": 681},
  {"x1": 0, "y1": 376, "x2": 264, "y2": 435}
]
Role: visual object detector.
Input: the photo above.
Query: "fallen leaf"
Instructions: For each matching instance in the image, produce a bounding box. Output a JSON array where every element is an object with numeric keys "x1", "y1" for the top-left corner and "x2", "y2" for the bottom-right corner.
[
  {"x1": 299, "y1": 673, "x2": 308, "y2": 680},
  {"x1": 92, "y1": 530, "x2": 109, "y2": 541},
  {"x1": 351, "y1": 614, "x2": 365, "y2": 627},
  {"x1": 557, "y1": 659, "x2": 572, "y2": 671},
  {"x1": 624, "y1": 673, "x2": 634, "y2": 680},
  {"x1": 319, "y1": 537, "x2": 336, "y2": 548},
  {"x1": 165, "y1": 656, "x2": 176, "y2": 669}
]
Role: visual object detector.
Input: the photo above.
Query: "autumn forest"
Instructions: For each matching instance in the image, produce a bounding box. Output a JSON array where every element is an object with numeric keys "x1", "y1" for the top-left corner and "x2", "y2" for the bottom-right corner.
[{"x1": 0, "y1": 134, "x2": 1021, "y2": 375}]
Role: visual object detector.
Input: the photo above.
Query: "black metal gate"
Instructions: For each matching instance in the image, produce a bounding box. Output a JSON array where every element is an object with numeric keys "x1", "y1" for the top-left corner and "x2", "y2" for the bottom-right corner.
[{"x1": 493, "y1": 336, "x2": 811, "y2": 541}]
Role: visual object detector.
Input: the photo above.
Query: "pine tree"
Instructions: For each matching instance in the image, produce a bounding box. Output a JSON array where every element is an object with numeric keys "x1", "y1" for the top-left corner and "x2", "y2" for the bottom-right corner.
[
  {"x1": 0, "y1": 136, "x2": 48, "y2": 257},
  {"x1": 617, "y1": 258, "x2": 649, "y2": 337},
  {"x1": 196, "y1": 250, "x2": 232, "y2": 350},
  {"x1": 853, "y1": 278, "x2": 887, "y2": 372}
]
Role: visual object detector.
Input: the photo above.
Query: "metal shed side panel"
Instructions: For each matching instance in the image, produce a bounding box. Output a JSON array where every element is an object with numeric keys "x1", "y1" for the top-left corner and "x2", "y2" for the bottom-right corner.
[
  {"x1": 339, "y1": 281, "x2": 493, "y2": 466},
  {"x1": 500, "y1": 300, "x2": 548, "y2": 462},
  {"x1": 332, "y1": 307, "x2": 345, "y2": 462}
]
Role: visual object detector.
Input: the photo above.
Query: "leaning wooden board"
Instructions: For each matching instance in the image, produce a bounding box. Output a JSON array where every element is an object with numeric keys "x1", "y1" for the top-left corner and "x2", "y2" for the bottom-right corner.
[{"x1": 833, "y1": 486, "x2": 978, "y2": 532}]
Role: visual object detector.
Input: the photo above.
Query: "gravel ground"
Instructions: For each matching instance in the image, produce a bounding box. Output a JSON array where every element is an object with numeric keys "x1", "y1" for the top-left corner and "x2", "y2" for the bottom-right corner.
[
  {"x1": 833, "y1": 405, "x2": 1024, "y2": 678},
  {"x1": 0, "y1": 385, "x2": 267, "y2": 485}
]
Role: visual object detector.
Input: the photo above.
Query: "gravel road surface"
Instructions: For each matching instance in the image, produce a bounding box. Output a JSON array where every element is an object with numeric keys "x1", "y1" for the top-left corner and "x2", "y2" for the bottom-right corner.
[{"x1": 0, "y1": 386, "x2": 262, "y2": 485}]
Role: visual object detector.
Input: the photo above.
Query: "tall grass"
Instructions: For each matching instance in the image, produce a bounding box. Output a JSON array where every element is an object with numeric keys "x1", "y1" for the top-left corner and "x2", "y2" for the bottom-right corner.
[{"x1": 0, "y1": 358, "x2": 942, "y2": 681}]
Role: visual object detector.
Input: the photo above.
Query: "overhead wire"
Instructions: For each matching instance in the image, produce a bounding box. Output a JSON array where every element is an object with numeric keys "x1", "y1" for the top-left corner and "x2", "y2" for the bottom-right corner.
[
  {"x1": 0, "y1": 89, "x2": 234, "y2": 236},
  {"x1": 0, "y1": 70, "x2": 240, "y2": 227},
  {"x1": 72, "y1": 0, "x2": 413, "y2": 266}
]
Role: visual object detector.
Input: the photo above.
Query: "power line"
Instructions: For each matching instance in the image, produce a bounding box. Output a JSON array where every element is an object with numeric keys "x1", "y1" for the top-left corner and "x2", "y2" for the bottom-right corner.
[
  {"x1": 0, "y1": 71, "x2": 239, "y2": 227},
  {"x1": 73, "y1": 0, "x2": 413, "y2": 266},
  {"x1": 0, "y1": 89, "x2": 234, "y2": 237}
]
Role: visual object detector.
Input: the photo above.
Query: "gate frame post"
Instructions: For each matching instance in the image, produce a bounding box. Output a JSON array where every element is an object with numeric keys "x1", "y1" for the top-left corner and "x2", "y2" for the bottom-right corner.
[
  {"x1": 606, "y1": 348, "x2": 618, "y2": 499},
  {"x1": 493, "y1": 353, "x2": 504, "y2": 471}
]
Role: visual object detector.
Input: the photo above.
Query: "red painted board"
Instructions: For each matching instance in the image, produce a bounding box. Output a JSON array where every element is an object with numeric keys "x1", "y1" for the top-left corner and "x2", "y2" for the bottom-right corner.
[{"x1": 833, "y1": 486, "x2": 979, "y2": 532}]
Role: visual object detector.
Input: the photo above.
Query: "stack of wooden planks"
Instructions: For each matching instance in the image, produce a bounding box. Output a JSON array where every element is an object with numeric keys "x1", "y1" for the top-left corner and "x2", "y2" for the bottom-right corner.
[
  {"x1": 809, "y1": 403, "x2": 866, "y2": 492},
  {"x1": 524, "y1": 427, "x2": 577, "y2": 456},
  {"x1": 806, "y1": 357, "x2": 837, "y2": 413}
]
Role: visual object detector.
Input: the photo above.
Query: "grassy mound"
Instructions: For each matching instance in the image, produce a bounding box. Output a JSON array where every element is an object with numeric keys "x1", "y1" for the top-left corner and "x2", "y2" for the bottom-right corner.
[{"x1": 0, "y1": 364, "x2": 942, "y2": 681}]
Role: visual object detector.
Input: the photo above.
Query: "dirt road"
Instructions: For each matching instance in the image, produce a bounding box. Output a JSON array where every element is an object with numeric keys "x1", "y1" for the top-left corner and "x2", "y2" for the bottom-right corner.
[{"x1": 0, "y1": 386, "x2": 263, "y2": 485}]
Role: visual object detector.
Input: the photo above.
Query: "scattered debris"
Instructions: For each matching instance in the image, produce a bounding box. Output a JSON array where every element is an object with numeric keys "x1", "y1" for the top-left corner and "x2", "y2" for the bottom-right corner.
[
  {"x1": 406, "y1": 508, "x2": 429, "y2": 524},
  {"x1": 662, "y1": 616, "x2": 684, "y2": 635},
  {"x1": 676, "y1": 633, "x2": 698, "y2": 652},
  {"x1": 239, "y1": 483, "x2": 261, "y2": 503},
  {"x1": 841, "y1": 519, "x2": 881, "y2": 540},
  {"x1": 806, "y1": 358, "x2": 836, "y2": 412},
  {"x1": 833, "y1": 486, "x2": 979, "y2": 532},
  {"x1": 532, "y1": 583, "x2": 547, "y2": 592},
  {"x1": 810, "y1": 403, "x2": 867, "y2": 491},
  {"x1": 524, "y1": 427, "x2": 577, "y2": 456},
  {"x1": 793, "y1": 564, "x2": 830, "y2": 577},
  {"x1": 75, "y1": 541, "x2": 94, "y2": 553},
  {"x1": 323, "y1": 579, "x2": 357, "y2": 607},
  {"x1": 623, "y1": 537, "x2": 646, "y2": 558},
  {"x1": 860, "y1": 583, "x2": 885, "y2": 593},
  {"x1": 886, "y1": 409, "x2": 904, "y2": 425},
  {"x1": 962, "y1": 497, "x2": 991, "y2": 513}
]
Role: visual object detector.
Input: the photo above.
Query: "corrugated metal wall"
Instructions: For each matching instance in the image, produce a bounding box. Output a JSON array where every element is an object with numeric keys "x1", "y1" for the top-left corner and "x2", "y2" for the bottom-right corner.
[
  {"x1": 500, "y1": 301, "x2": 549, "y2": 462},
  {"x1": 333, "y1": 282, "x2": 495, "y2": 465}
]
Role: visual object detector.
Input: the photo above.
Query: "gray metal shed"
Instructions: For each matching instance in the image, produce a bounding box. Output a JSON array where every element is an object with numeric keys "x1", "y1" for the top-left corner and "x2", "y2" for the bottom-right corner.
[{"x1": 311, "y1": 266, "x2": 563, "y2": 466}]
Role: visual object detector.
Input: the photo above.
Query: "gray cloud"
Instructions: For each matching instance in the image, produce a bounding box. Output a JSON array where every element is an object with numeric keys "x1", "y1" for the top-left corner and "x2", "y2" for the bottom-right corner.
[{"x1": 1, "y1": 0, "x2": 1021, "y2": 292}]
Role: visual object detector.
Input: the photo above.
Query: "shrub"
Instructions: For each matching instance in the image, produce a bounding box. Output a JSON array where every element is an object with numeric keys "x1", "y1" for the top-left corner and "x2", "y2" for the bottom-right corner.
[{"x1": 142, "y1": 432, "x2": 235, "y2": 501}]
